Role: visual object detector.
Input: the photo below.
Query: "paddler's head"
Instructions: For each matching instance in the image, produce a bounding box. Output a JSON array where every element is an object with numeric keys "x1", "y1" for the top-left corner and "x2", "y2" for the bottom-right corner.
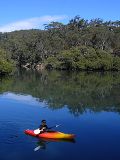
[{"x1": 41, "y1": 120, "x2": 46, "y2": 125}]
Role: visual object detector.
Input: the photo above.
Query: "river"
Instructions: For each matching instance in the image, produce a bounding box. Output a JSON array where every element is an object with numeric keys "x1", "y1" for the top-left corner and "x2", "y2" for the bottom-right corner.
[{"x1": 0, "y1": 70, "x2": 120, "y2": 160}]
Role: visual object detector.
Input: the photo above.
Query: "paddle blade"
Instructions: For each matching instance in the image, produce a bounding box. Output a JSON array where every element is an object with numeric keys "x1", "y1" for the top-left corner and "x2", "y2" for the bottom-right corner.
[{"x1": 34, "y1": 129, "x2": 40, "y2": 134}]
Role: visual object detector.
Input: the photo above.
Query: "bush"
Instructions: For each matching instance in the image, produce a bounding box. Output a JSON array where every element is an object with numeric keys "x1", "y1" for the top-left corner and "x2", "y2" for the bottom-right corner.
[
  {"x1": 0, "y1": 49, "x2": 14, "y2": 74},
  {"x1": 44, "y1": 46, "x2": 120, "y2": 71}
]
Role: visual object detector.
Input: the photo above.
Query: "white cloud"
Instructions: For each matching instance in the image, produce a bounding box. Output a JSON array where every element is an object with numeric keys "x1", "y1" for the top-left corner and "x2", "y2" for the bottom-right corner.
[{"x1": 0, "y1": 15, "x2": 67, "y2": 33}]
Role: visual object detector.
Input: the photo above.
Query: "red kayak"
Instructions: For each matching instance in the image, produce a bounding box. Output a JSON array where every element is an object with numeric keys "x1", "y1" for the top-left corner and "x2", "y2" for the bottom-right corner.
[{"x1": 24, "y1": 129, "x2": 75, "y2": 139}]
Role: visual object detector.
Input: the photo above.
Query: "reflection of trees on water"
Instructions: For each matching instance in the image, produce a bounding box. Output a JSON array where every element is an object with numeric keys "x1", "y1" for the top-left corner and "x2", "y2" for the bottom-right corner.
[{"x1": 0, "y1": 70, "x2": 120, "y2": 116}]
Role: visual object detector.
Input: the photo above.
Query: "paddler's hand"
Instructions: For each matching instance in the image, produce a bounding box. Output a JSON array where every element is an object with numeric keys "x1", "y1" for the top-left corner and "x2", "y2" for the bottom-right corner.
[{"x1": 41, "y1": 127, "x2": 46, "y2": 131}]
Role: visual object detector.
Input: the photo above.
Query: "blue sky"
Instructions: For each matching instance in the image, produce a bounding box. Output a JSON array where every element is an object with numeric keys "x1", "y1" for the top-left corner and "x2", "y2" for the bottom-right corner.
[{"x1": 0, "y1": 0, "x2": 119, "y2": 32}]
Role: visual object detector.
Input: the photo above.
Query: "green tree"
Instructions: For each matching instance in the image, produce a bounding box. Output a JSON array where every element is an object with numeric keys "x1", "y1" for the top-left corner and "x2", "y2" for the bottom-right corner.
[{"x1": 0, "y1": 49, "x2": 13, "y2": 74}]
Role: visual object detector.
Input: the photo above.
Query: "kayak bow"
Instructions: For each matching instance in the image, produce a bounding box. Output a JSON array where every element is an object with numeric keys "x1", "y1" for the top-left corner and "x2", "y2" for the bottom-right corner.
[{"x1": 24, "y1": 129, "x2": 75, "y2": 139}]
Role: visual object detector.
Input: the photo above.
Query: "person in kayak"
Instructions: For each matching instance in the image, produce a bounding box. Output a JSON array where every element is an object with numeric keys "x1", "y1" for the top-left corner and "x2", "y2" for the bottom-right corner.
[
  {"x1": 39, "y1": 120, "x2": 48, "y2": 133},
  {"x1": 33, "y1": 120, "x2": 61, "y2": 134}
]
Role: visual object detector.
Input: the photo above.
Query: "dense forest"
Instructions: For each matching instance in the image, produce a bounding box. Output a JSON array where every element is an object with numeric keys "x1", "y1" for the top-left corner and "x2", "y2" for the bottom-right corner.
[{"x1": 0, "y1": 16, "x2": 120, "y2": 73}]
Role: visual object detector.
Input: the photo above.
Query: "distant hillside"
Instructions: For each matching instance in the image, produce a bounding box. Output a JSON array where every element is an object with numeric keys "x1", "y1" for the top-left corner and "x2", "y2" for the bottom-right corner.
[{"x1": 0, "y1": 16, "x2": 120, "y2": 71}]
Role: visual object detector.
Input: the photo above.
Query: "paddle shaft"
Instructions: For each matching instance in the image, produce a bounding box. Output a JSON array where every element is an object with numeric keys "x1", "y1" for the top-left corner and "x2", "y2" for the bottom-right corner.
[
  {"x1": 48, "y1": 124, "x2": 61, "y2": 130},
  {"x1": 34, "y1": 124, "x2": 61, "y2": 134}
]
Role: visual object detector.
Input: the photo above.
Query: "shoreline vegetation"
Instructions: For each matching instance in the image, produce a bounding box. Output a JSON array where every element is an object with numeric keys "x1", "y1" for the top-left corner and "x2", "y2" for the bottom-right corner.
[
  {"x1": 0, "y1": 16, "x2": 120, "y2": 74},
  {"x1": 0, "y1": 49, "x2": 14, "y2": 75}
]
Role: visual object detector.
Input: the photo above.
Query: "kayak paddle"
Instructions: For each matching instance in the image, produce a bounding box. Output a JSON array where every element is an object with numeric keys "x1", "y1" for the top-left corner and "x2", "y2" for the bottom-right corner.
[{"x1": 34, "y1": 124, "x2": 61, "y2": 135}]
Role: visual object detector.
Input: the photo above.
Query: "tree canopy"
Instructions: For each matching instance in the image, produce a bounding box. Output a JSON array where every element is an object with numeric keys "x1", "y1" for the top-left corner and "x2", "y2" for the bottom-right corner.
[{"x1": 0, "y1": 16, "x2": 120, "y2": 71}]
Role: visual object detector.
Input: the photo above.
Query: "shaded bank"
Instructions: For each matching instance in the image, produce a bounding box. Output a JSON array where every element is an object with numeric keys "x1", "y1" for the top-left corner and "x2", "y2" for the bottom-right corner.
[{"x1": 0, "y1": 70, "x2": 120, "y2": 116}]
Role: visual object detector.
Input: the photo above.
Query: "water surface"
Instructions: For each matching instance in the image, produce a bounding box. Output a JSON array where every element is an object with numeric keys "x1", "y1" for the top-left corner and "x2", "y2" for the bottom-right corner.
[{"x1": 0, "y1": 70, "x2": 120, "y2": 160}]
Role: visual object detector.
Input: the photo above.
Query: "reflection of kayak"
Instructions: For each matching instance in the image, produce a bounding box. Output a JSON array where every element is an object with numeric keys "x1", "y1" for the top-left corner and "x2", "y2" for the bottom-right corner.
[
  {"x1": 34, "y1": 138, "x2": 75, "y2": 151},
  {"x1": 24, "y1": 129, "x2": 75, "y2": 139},
  {"x1": 39, "y1": 137, "x2": 75, "y2": 143}
]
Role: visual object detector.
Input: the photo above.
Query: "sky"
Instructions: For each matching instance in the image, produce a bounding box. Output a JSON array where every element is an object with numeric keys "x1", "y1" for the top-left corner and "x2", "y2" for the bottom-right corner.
[{"x1": 0, "y1": 0, "x2": 119, "y2": 32}]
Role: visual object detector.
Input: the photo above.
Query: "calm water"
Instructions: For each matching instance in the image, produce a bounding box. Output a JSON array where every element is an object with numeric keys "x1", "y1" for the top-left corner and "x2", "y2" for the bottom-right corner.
[{"x1": 0, "y1": 70, "x2": 120, "y2": 160}]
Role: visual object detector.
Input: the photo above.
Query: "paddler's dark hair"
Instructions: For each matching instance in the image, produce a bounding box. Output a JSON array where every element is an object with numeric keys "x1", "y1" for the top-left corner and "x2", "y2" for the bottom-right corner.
[{"x1": 41, "y1": 119, "x2": 46, "y2": 123}]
